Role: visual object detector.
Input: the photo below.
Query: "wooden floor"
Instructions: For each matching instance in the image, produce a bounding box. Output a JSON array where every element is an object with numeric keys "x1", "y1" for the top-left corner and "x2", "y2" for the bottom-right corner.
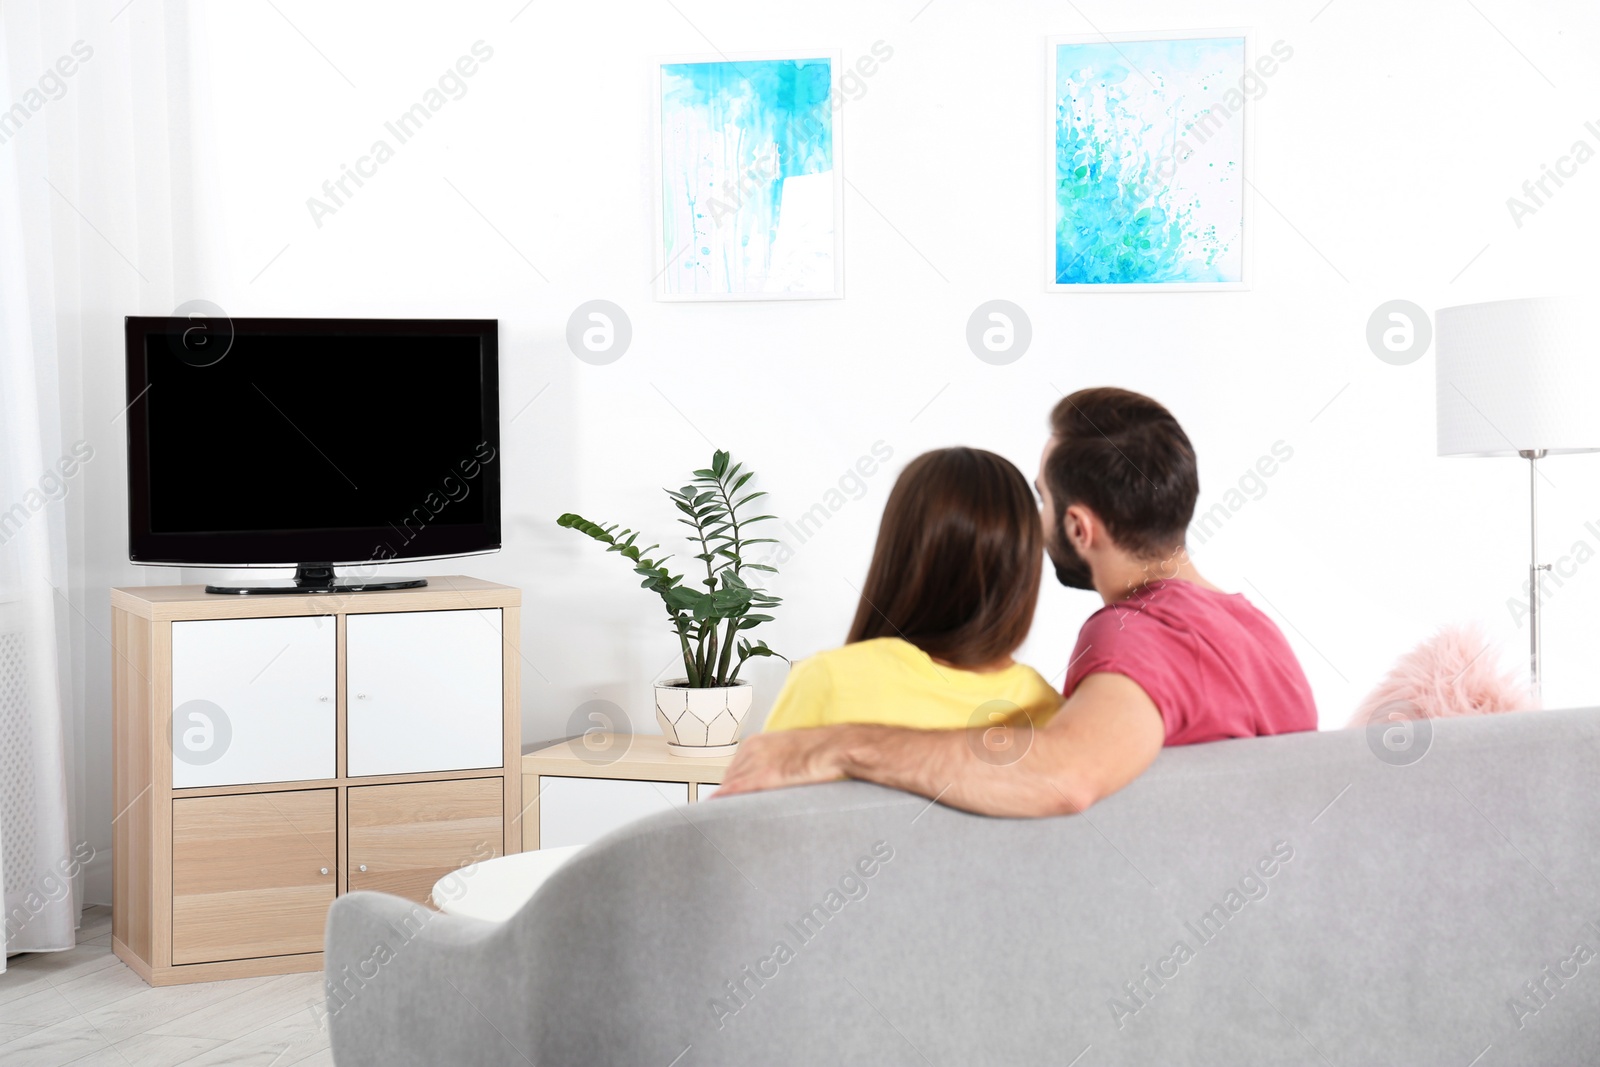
[{"x1": 0, "y1": 907, "x2": 330, "y2": 1066}]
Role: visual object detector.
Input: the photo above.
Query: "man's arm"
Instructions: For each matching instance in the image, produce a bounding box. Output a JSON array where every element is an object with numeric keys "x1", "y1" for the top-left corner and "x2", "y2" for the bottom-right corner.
[{"x1": 715, "y1": 672, "x2": 1166, "y2": 817}]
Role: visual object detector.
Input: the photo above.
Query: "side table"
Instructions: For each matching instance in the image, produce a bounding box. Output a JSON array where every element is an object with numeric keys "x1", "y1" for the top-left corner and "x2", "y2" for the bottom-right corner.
[{"x1": 520, "y1": 732, "x2": 735, "y2": 851}]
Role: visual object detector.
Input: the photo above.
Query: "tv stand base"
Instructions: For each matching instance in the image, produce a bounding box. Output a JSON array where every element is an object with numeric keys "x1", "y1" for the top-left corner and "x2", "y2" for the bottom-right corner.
[{"x1": 205, "y1": 563, "x2": 428, "y2": 595}]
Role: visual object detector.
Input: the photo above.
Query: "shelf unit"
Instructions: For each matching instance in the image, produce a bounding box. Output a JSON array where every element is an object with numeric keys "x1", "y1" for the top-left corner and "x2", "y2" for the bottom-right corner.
[{"x1": 111, "y1": 576, "x2": 521, "y2": 986}]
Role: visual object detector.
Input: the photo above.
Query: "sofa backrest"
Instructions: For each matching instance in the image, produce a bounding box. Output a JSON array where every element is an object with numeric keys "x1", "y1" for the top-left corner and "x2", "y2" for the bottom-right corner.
[{"x1": 476, "y1": 708, "x2": 1600, "y2": 1064}]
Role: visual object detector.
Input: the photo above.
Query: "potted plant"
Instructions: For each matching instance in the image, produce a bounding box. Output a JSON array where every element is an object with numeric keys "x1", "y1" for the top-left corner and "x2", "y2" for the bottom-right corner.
[{"x1": 557, "y1": 450, "x2": 784, "y2": 756}]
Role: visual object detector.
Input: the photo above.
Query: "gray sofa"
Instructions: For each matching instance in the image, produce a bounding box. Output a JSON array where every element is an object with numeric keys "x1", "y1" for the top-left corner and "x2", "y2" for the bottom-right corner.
[{"x1": 324, "y1": 707, "x2": 1600, "y2": 1065}]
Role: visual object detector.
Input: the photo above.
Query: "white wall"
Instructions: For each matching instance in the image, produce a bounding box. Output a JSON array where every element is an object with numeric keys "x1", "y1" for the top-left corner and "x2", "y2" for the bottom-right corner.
[{"x1": 50, "y1": 0, "x2": 1600, "y2": 892}]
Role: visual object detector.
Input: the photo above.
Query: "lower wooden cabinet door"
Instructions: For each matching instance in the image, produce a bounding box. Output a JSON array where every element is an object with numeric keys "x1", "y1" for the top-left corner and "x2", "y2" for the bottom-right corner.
[
  {"x1": 171, "y1": 790, "x2": 337, "y2": 965},
  {"x1": 347, "y1": 778, "x2": 504, "y2": 906}
]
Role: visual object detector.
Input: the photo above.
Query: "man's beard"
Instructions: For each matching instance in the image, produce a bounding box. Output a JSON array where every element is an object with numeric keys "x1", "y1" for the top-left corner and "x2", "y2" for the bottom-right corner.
[{"x1": 1045, "y1": 523, "x2": 1095, "y2": 590}]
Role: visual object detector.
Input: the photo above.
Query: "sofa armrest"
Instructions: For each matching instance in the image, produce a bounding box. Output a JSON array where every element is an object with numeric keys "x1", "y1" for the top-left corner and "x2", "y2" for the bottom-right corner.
[{"x1": 324, "y1": 891, "x2": 536, "y2": 1067}]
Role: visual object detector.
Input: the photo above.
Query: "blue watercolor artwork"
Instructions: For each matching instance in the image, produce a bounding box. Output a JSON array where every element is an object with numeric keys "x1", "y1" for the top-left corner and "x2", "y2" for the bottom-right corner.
[
  {"x1": 658, "y1": 56, "x2": 839, "y2": 299},
  {"x1": 1051, "y1": 36, "x2": 1247, "y2": 288}
]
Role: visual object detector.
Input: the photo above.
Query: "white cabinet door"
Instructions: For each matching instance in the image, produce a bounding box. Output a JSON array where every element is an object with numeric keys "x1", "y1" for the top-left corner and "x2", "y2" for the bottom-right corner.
[
  {"x1": 171, "y1": 617, "x2": 336, "y2": 788},
  {"x1": 537, "y1": 777, "x2": 690, "y2": 849},
  {"x1": 346, "y1": 609, "x2": 504, "y2": 777}
]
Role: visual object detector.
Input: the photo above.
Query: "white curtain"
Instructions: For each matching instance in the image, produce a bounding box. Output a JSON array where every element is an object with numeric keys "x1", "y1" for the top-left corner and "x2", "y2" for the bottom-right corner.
[
  {"x1": 0, "y1": 0, "x2": 80, "y2": 964},
  {"x1": 1, "y1": 0, "x2": 191, "y2": 967}
]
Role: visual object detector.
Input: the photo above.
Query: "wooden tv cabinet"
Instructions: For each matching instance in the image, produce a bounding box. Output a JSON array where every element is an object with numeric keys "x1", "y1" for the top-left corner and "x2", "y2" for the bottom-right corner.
[{"x1": 110, "y1": 576, "x2": 521, "y2": 986}]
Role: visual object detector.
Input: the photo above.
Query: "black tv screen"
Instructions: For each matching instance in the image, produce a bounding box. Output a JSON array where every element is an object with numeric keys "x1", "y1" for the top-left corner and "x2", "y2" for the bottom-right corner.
[{"x1": 125, "y1": 316, "x2": 500, "y2": 568}]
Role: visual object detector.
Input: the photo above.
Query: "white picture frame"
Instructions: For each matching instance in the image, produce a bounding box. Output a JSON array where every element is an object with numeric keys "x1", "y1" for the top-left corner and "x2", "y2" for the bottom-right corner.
[
  {"x1": 653, "y1": 50, "x2": 845, "y2": 302},
  {"x1": 1045, "y1": 29, "x2": 1255, "y2": 292}
]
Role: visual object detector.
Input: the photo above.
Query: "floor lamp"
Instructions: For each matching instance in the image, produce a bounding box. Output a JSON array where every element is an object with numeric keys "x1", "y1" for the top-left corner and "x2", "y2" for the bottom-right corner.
[{"x1": 1436, "y1": 297, "x2": 1597, "y2": 698}]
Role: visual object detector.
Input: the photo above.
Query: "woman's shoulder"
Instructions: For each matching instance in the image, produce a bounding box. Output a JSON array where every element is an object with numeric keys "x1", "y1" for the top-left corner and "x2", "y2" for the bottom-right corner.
[
  {"x1": 992, "y1": 662, "x2": 1065, "y2": 724},
  {"x1": 1003, "y1": 662, "x2": 1063, "y2": 697},
  {"x1": 800, "y1": 637, "x2": 924, "y2": 675},
  {"x1": 805, "y1": 641, "x2": 1056, "y2": 690}
]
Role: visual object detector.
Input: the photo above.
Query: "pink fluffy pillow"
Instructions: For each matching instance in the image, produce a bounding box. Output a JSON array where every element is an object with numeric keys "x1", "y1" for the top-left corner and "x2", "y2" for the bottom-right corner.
[{"x1": 1348, "y1": 623, "x2": 1539, "y2": 727}]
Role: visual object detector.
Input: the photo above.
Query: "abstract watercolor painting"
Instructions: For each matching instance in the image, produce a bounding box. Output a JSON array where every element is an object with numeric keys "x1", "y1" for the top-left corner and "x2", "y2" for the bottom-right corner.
[
  {"x1": 1048, "y1": 33, "x2": 1249, "y2": 290},
  {"x1": 656, "y1": 54, "x2": 841, "y2": 300}
]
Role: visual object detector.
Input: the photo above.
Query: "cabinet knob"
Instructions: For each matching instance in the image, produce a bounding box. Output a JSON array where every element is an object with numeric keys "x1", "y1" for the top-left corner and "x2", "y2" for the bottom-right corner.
[
  {"x1": 319, "y1": 867, "x2": 330, "y2": 876},
  {"x1": 318, "y1": 696, "x2": 331, "y2": 703},
  {"x1": 355, "y1": 693, "x2": 368, "y2": 700},
  {"x1": 358, "y1": 864, "x2": 368, "y2": 873}
]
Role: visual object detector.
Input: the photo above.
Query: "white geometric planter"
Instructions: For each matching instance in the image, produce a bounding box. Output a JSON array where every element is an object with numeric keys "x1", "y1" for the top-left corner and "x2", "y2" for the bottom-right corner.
[{"x1": 654, "y1": 680, "x2": 753, "y2": 757}]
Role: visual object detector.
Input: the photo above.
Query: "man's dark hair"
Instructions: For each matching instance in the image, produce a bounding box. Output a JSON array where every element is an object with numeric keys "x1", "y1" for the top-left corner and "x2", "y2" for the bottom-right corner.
[{"x1": 1046, "y1": 387, "x2": 1198, "y2": 557}]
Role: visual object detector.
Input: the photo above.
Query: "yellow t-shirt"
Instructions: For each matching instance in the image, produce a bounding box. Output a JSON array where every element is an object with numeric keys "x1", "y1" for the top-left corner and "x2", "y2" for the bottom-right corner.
[{"x1": 762, "y1": 637, "x2": 1063, "y2": 733}]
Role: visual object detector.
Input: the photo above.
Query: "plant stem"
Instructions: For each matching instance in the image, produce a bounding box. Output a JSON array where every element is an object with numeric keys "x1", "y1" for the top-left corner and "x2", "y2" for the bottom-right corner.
[
  {"x1": 710, "y1": 464, "x2": 746, "y2": 684},
  {"x1": 713, "y1": 473, "x2": 745, "y2": 577},
  {"x1": 715, "y1": 616, "x2": 738, "y2": 683},
  {"x1": 672, "y1": 614, "x2": 700, "y2": 687},
  {"x1": 692, "y1": 505, "x2": 718, "y2": 591}
]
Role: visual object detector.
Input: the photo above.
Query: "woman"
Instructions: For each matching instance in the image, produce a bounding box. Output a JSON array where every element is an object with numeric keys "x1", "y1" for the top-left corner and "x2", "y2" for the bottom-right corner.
[{"x1": 763, "y1": 447, "x2": 1061, "y2": 734}]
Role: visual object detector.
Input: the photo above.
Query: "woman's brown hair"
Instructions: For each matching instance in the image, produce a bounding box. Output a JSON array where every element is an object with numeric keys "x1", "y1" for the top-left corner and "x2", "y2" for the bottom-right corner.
[{"x1": 846, "y1": 447, "x2": 1042, "y2": 668}]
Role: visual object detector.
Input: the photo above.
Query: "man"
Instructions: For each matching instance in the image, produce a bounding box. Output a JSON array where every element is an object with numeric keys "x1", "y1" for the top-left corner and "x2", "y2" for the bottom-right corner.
[{"x1": 717, "y1": 387, "x2": 1317, "y2": 816}]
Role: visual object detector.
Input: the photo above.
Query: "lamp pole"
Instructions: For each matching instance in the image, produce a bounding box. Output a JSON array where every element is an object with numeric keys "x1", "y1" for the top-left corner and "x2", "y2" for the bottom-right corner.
[{"x1": 1521, "y1": 448, "x2": 1550, "y2": 696}]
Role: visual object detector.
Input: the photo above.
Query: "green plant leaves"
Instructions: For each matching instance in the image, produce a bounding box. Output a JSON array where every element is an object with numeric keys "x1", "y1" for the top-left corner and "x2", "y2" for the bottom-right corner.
[{"x1": 557, "y1": 450, "x2": 784, "y2": 687}]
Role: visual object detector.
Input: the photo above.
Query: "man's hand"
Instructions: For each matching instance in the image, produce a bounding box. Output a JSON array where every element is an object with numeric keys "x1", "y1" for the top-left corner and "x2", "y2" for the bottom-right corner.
[
  {"x1": 715, "y1": 726, "x2": 853, "y2": 797},
  {"x1": 712, "y1": 672, "x2": 1165, "y2": 817}
]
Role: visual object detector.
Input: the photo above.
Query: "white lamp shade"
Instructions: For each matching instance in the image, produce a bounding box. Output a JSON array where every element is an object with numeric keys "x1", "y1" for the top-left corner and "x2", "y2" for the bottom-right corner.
[{"x1": 1436, "y1": 297, "x2": 1600, "y2": 457}]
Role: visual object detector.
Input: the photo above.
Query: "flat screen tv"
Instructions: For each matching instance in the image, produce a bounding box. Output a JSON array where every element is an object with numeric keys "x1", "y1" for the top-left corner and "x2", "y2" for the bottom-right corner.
[{"x1": 124, "y1": 316, "x2": 500, "y2": 594}]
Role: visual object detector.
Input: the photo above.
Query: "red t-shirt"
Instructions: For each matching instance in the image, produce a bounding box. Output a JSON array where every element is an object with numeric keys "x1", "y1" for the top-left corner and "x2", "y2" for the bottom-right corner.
[{"x1": 1063, "y1": 579, "x2": 1317, "y2": 745}]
